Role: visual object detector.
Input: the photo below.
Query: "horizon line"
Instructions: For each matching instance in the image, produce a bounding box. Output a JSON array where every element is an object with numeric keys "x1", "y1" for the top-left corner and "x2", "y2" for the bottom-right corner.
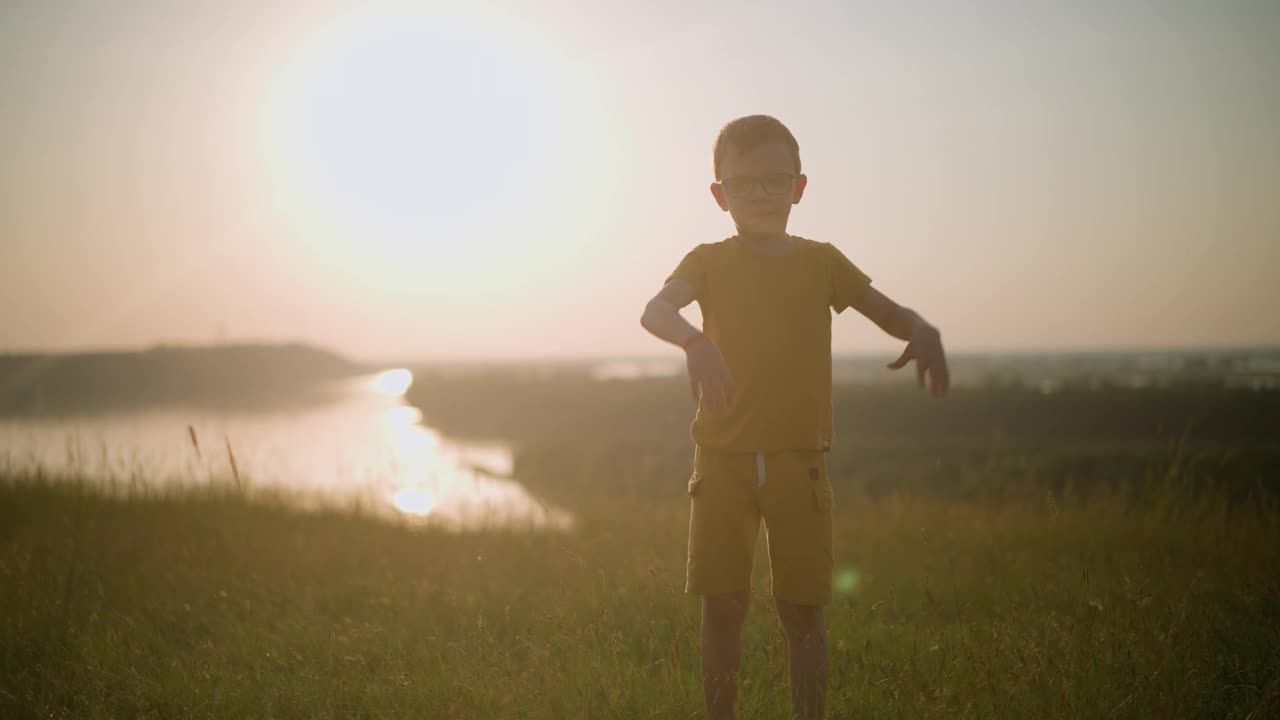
[{"x1": 3, "y1": 340, "x2": 1279, "y2": 365}]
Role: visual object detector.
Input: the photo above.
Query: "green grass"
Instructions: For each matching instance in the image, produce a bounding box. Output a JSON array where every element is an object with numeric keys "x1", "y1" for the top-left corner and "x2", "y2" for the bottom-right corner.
[{"x1": 3, "y1": 474, "x2": 1277, "y2": 719}]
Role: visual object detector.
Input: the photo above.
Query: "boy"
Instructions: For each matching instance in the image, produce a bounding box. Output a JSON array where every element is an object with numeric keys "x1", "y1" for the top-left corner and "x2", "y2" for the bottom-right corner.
[{"x1": 639, "y1": 115, "x2": 949, "y2": 719}]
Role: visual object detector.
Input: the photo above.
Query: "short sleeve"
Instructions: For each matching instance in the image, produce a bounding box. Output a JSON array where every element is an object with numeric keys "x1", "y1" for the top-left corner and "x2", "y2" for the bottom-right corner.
[
  {"x1": 824, "y1": 242, "x2": 872, "y2": 314},
  {"x1": 665, "y1": 246, "x2": 708, "y2": 302}
]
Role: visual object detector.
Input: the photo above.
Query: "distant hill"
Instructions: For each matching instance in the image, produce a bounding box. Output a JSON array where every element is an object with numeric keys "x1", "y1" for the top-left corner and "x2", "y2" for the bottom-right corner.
[{"x1": 0, "y1": 343, "x2": 369, "y2": 415}]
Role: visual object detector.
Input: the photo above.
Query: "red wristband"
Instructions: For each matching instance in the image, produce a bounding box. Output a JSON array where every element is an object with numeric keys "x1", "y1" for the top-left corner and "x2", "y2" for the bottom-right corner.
[{"x1": 681, "y1": 331, "x2": 707, "y2": 351}]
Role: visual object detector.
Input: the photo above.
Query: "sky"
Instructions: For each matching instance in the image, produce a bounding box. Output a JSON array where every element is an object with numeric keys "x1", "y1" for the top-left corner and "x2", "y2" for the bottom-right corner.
[{"x1": 2, "y1": 0, "x2": 1278, "y2": 362}]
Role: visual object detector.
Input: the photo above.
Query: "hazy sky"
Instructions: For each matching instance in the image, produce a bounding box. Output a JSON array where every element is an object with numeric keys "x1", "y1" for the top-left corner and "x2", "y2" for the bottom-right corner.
[{"x1": 2, "y1": 0, "x2": 1277, "y2": 361}]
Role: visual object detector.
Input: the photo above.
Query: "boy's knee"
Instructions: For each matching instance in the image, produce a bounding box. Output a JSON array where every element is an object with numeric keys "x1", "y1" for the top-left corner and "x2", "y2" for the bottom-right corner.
[
  {"x1": 702, "y1": 591, "x2": 750, "y2": 625},
  {"x1": 775, "y1": 598, "x2": 824, "y2": 633}
]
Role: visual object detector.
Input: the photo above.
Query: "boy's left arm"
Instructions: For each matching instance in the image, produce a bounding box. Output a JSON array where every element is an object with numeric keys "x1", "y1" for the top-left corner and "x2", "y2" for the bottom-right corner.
[{"x1": 849, "y1": 287, "x2": 950, "y2": 398}]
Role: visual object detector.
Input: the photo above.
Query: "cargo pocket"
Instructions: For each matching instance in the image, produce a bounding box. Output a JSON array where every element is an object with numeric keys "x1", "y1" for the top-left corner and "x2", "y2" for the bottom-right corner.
[
  {"x1": 687, "y1": 471, "x2": 704, "y2": 498},
  {"x1": 812, "y1": 485, "x2": 832, "y2": 510},
  {"x1": 809, "y1": 466, "x2": 832, "y2": 510}
]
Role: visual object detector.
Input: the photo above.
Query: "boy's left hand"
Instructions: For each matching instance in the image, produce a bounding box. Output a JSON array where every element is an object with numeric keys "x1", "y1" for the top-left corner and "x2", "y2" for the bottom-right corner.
[{"x1": 887, "y1": 324, "x2": 949, "y2": 397}]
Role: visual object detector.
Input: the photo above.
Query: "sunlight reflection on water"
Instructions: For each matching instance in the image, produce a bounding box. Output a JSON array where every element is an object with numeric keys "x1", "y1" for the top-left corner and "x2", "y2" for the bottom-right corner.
[
  {"x1": 0, "y1": 369, "x2": 572, "y2": 531},
  {"x1": 370, "y1": 368, "x2": 414, "y2": 396}
]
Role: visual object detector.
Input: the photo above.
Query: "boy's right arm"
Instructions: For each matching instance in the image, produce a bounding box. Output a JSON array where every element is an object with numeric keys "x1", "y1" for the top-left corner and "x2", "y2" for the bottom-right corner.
[
  {"x1": 640, "y1": 280, "x2": 736, "y2": 413},
  {"x1": 639, "y1": 279, "x2": 700, "y2": 347}
]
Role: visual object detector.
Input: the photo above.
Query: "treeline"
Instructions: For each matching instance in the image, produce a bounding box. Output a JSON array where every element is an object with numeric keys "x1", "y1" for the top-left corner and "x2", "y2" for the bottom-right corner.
[
  {"x1": 404, "y1": 369, "x2": 1280, "y2": 508},
  {"x1": 0, "y1": 344, "x2": 364, "y2": 415},
  {"x1": 404, "y1": 370, "x2": 1280, "y2": 449}
]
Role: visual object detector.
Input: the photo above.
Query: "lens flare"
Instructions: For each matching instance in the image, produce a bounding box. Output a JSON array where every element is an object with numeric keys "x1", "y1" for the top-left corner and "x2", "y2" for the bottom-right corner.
[{"x1": 835, "y1": 567, "x2": 862, "y2": 594}]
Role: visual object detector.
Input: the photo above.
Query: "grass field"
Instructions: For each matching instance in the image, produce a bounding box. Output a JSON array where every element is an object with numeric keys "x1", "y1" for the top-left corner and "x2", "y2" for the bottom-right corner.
[{"x1": 3, "y1": 376, "x2": 1279, "y2": 718}]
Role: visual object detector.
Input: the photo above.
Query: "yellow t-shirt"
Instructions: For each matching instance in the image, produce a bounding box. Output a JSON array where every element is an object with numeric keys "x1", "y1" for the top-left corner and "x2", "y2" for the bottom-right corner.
[{"x1": 666, "y1": 235, "x2": 872, "y2": 453}]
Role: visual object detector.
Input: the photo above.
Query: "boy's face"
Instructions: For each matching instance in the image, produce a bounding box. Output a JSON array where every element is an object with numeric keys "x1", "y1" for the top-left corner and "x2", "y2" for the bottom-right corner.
[{"x1": 710, "y1": 141, "x2": 807, "y2": 237}]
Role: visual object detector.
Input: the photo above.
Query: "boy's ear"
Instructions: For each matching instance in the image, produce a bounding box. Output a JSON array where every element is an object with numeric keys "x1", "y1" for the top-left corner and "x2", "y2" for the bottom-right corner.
[
  {"x1": 792, "y1": 173, "x2": 808, "y2": 204},
  {"x1": 710, "y1": 182, "x2": 730, "y2": 211}
]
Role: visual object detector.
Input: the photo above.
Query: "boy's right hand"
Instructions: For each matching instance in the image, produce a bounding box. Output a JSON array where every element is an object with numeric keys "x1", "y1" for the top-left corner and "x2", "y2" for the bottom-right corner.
[{"x1": 685, "y1": 335, "x2": 736, "y2": 414}]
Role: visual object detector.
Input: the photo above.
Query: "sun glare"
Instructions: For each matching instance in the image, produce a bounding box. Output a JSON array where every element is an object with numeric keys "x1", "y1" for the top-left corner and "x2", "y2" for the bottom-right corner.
[{"x1": 262, "y1": 5, "x2": 606, "y2": 299}]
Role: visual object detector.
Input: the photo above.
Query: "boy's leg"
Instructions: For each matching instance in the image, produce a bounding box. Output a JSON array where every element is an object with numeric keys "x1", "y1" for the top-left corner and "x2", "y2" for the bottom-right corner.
[
  {"x1": 759, "y1": 450, "x2": 835, "y2": 720},
  {"x1": 701, "y1": 590, "x2": 749, "y2": 720},
  {"x1": 686, "y1": 447, "x2": 760, "y2": 720},
  {"x1": 776, "y1": 599, "x2": 828, "y2": 720}
]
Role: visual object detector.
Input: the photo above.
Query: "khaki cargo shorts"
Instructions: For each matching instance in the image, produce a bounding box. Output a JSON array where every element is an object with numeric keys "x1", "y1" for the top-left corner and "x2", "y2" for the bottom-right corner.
[{"x1": 685, "y1": 445, "x2": 834, "y2": 606}]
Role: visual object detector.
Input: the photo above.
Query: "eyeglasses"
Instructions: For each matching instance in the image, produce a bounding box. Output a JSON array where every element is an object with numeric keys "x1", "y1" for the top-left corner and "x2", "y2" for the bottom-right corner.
[{"x1": 716, "y1": 173, "x2": 796, "y2": 198}]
